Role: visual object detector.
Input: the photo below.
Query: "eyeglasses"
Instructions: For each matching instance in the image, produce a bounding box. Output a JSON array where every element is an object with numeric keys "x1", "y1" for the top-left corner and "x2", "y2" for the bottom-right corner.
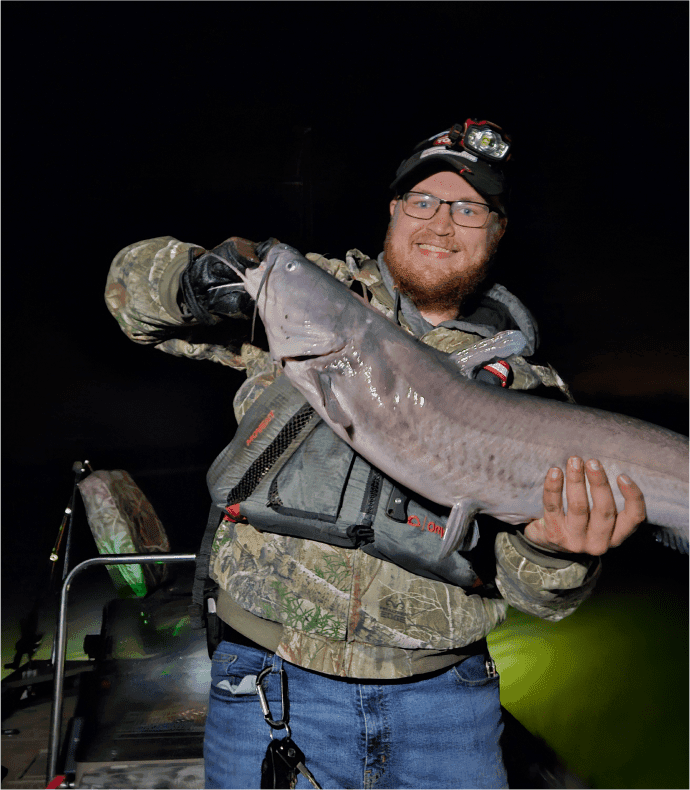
[{"x1": 401, "y1": 192, "x2": 492, "y2": 228}]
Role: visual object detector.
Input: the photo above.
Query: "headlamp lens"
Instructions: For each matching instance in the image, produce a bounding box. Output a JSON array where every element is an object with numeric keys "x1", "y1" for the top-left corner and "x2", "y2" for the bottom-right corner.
[{"x1": 464, "y1": 127, "x2": 510, "y2": 161}]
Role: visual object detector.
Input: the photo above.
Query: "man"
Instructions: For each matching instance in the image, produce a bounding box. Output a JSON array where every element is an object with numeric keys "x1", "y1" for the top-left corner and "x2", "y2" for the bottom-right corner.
[{"x1": 106, "y1": 119, "x2": 646, "y2": 789}]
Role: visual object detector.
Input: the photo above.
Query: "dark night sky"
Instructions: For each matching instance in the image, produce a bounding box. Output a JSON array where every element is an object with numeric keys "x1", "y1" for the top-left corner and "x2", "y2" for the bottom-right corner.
[{"x1": 2, "y1": 2, "x2": 688, "y2": 590}]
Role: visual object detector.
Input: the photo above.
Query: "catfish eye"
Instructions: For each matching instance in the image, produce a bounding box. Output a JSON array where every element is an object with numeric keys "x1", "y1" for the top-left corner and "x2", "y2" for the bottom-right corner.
[{"x1": 285, "y1": 260, "x2": 299, "y2": 272}]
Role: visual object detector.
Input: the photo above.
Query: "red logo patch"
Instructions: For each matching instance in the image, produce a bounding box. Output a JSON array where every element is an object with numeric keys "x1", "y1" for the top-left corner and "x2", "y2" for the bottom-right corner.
[
  {"x1": 407, "y1": 513, "x2": 446, "y2": 538},
  {"x1": 246, "y1": 410, "x2": 275, "y2": 446},
  {"x1": 433, "y1": 135, "x2": 452, "y2": 146}
]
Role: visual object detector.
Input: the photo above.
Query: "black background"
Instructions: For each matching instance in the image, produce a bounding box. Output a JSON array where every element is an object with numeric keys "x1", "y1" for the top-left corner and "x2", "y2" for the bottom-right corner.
[{"x1": 3, "y1": 3, "x2": 688, "y2": 598}]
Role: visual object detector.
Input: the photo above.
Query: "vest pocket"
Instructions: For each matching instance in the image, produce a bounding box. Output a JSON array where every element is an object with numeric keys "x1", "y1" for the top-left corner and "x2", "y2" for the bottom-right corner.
[{"x1": 266, "y1": 421, "x2": 355, "y2": 522}]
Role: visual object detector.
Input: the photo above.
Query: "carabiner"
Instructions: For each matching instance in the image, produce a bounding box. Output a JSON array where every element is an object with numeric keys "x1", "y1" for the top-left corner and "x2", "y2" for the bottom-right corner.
[{"x1": 256, "y1": 665, "x2": 291, "y2": 739}]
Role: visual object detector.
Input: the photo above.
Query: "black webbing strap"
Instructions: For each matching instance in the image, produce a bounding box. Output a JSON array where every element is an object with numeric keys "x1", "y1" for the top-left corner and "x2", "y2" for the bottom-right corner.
[{"x1": 189, "y1": 503, "x2": 224, "y2": 630}]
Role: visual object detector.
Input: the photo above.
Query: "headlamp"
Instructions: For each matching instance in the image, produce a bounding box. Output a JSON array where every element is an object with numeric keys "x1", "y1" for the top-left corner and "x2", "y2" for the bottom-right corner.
[
  {"x1": 390, "y1": 118, "x2": 512, "y2": 211},
  {"x1": 451, "y1": 120, "x2": 511, "y2": 163}
]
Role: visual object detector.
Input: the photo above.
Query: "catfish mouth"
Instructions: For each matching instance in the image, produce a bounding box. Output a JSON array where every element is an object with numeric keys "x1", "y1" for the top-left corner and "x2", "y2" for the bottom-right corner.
[
  {"x1": 282, "y1": 342, "x2": 349, "y2": 366},
  {"x1": 284, "y1": 354, "x2": 321, "y2": 363}
]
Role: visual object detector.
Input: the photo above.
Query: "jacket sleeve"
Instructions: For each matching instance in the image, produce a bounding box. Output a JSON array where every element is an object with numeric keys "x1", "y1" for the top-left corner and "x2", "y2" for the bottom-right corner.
[
  {"x1": 493, "y1": 531, "x2": 601, "y2": 621},
  {"x1": 105, "y1": 236, "x2": 249, "y2": 370}
]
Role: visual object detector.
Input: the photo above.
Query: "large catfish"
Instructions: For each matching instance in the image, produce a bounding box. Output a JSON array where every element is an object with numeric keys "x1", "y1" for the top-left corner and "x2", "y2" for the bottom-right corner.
[{"x1": 216, "y1": 243, "x2": 689, "y2": 557}]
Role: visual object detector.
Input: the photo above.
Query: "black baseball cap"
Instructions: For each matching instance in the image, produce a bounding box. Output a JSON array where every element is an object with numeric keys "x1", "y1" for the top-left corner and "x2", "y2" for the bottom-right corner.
[{"x1": 390, "y1": 119, "x2": 511, "y2": 216}]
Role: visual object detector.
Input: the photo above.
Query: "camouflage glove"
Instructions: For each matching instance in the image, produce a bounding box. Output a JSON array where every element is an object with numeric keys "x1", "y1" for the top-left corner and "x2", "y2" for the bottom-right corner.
[{"x1": 179, "y1": 237, "x2": 278, "y2": 324}]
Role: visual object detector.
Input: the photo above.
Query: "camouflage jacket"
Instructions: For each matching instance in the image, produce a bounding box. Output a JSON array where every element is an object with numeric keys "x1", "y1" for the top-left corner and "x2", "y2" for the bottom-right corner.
[{"x1": 107, "y1": 236, "x2": 601, "y2": 679}]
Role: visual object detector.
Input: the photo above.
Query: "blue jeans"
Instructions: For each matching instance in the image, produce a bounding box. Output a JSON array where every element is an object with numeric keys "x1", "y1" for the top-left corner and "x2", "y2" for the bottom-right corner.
[{"x1": 204, "y1": 640, "x2": 507, "y2": 789}]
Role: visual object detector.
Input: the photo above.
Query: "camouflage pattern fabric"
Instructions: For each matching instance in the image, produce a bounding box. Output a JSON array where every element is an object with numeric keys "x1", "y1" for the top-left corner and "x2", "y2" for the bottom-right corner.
[
  {"x1": 77, "y1": 761, "x2": 204, "y2": 790},
  {"x1": 78, "y1": 470, "x2": 170, "y2": 597},
  {"x1": 107, "y1": 237, "x2": 599, "y2": 677},
  {"x1": 495, "y1": 532, "x2": 600, "y2": 621},
  {"x1": 106, "y1": 237, "x2": 246, "y2": 370}
]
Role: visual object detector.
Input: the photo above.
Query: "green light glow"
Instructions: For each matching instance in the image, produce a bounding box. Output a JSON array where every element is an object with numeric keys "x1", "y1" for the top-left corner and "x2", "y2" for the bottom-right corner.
[
  {"x1": 489, "y1": 585, "x2": 688, "y2": 789},
  {"x1": 106, "y1": 564, "x2": 147, "y2": 598},
  {"x1": 96, "y1": 535, "x2": 148, "y2": 597}
]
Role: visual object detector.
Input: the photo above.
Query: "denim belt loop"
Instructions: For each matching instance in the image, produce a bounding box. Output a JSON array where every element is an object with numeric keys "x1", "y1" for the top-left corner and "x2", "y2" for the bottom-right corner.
[{"x1": 270, "y1": 652, "x2": 284, "y2": 674}]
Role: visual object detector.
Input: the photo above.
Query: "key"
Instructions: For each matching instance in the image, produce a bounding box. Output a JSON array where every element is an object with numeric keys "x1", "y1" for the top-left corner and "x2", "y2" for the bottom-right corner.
[
  {"x1": 294, "y1": 760, "x2": 321, "y2": 789},
  {"x1": 276, "y1": 737, "x2": 322, "y2": 790}
]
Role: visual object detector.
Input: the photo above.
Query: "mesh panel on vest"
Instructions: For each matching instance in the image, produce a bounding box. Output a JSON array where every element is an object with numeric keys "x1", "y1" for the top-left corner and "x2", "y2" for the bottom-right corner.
[
  {"x1": 267, "y1": 477, "x2": 282, "y2": 508},
  {"x1": 226, "y1": 403, "x2": 317, "y2": 506}
]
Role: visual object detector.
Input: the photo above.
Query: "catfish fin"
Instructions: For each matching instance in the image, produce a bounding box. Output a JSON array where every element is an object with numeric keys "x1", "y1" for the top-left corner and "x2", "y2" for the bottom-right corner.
[
  {"x1": 440, "y1": 499, "x2": 479, "y2": 559},
  {"x1": 305, "y1": 368, "x2": 352, "y2": 430},
  {"x1": 448, "y1": 330, "x2": 528, "y2": 376},
  {"x1": 653, "y1": 526, "x2": 689, "y2": 555}
]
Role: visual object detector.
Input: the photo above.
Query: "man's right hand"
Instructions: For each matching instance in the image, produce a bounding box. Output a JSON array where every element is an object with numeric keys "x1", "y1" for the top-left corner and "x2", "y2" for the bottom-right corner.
[{"x1": 180, "y1": 236, "x2": 278, "y2": 323}]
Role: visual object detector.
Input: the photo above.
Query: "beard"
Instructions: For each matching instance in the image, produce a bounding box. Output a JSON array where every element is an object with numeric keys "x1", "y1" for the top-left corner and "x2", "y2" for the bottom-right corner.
[{"x1": 383, "y1": 225, "x2": 499, "y2": 318}]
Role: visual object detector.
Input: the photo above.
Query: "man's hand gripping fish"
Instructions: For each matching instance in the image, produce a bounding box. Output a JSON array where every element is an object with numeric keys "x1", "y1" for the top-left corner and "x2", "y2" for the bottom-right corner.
[{"x1": 219, "y1": 243, "x2": 689, "y2": 558}]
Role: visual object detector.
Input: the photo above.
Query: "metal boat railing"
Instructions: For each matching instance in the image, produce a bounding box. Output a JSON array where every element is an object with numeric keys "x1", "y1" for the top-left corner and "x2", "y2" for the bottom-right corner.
[{"x1": 47, "y1": 553, "x2": 197, "y2": 787}]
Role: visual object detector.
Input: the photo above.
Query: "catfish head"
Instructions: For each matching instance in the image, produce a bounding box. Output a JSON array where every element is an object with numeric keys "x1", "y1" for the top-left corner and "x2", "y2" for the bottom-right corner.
[{"x1": 223, "y1": 243, "x2": 360, "y2": 364}]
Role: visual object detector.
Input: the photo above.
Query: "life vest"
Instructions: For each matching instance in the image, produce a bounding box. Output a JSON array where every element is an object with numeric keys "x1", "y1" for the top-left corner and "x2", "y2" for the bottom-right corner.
[{"x1": 206, "y1": 372, "x2": 482, "y2": 589}]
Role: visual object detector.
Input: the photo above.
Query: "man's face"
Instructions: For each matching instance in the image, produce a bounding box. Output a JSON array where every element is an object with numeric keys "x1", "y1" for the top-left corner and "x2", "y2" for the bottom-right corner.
[{"x1": 384, "y1": 170, "x2": 506, "y2": 322}]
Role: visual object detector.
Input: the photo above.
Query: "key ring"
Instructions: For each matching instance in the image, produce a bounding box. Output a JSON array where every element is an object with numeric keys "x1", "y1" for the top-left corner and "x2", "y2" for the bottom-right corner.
[{"x1": 256, "y1": 665, "x2": 291, "y2": 740}]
